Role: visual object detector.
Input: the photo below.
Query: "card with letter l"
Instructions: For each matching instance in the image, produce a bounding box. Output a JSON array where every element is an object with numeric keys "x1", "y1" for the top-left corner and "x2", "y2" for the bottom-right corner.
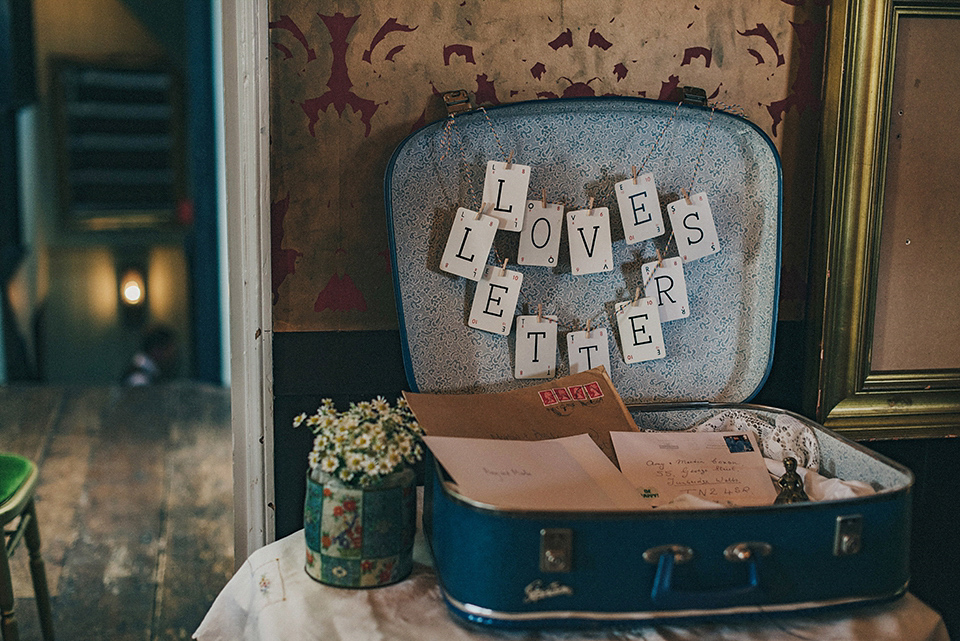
[
  {"x1": 482, "y1": 161, "x2": 531, "y2": 231},
  {"x1": 440, "y1": 207, "x2": 498, "y2": 281},
  {"x1": 615, "y1": 299, "x2": 666, "y2": 363},
  {"x1": 667, "y1": 192, "x2": 720, "y2": 262},
  {"x1": 515, "y1": 315, "x2": 558, "y2": 379},
  {"x1": 468, "y1": 265, "x2": 523, "y2": 335},
  {"x1": 567, "y1": 207, "x2": 614, "y2": 275}
]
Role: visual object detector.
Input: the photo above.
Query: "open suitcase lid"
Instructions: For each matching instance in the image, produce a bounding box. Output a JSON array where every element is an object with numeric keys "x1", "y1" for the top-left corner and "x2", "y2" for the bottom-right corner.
[{"x1": 385, "y1": 96, "x2": 781, "y2": 404}]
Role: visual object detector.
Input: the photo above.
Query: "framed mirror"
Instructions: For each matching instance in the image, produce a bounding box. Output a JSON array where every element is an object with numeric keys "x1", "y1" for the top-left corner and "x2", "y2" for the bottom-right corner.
[{"x1": 809, "y1": 0, "x2": 960, "y2": 439}]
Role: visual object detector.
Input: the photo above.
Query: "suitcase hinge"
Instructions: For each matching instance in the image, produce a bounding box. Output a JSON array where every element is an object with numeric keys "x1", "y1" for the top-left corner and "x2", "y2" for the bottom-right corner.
[{"x1": 442, "y1": 89, "x2": 474, "y2": 116}]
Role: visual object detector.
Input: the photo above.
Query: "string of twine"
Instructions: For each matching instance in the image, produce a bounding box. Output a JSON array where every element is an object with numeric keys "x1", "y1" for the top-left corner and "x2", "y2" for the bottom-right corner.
[{"x1": 436, "y1": 98, "x2": 716, "y2": 334}]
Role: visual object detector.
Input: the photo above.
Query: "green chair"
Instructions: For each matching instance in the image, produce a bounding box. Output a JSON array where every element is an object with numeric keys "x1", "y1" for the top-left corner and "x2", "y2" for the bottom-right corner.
[{"x1": 0, "y1": 454, "x2": 54, "y2": 641}]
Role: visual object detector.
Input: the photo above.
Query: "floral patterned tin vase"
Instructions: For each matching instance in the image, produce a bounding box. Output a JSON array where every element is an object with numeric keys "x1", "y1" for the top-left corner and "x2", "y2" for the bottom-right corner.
[{"x1": 304, "y1": 465, "x2": 417, "y2": 588}]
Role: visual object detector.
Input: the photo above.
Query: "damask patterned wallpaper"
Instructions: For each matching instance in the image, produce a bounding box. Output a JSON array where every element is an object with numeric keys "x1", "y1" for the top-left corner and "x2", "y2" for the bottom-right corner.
[{"x1": 268, "y1": 0, "x2": 826, "y2": 331}]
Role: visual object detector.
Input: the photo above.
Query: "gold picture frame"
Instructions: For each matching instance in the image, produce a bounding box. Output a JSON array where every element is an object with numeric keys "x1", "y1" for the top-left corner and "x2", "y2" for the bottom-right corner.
[{"x1": 808, "y1": 0, "x2": 960, "y2": 439}]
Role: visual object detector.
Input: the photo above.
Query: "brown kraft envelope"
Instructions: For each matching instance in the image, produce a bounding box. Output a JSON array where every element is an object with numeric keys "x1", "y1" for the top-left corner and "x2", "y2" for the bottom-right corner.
[{"x1": 403, "y1": 366, "x2": 638, "y2": 464}]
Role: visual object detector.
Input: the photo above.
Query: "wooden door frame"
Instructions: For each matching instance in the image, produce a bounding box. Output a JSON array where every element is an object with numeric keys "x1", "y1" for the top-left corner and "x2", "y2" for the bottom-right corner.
[{"x1": 220, "y1": 0, "x2": 274, "y2": 563}]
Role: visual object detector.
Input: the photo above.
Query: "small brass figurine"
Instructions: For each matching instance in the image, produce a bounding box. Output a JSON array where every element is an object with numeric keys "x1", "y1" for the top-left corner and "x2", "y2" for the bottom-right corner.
[{"x1": 774, "y1": 456, "x2": 809, "y2": 504}]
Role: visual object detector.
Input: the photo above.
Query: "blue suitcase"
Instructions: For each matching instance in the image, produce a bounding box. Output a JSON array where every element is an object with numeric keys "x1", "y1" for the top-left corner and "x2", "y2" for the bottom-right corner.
[{"x1": 384, "y1": 96, "x2": 912, "y2": 628}]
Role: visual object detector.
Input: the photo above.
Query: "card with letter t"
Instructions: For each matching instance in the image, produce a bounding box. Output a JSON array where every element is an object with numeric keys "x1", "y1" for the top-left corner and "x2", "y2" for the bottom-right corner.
[
  {"x1": 667, "y1": 192, "x2": 720, "y2": 262},
  {"x1": 566, "y1": 328, "x2": 611, "y2": 375},
  {"x1": 468, "y1": 265, "x2": 524, "y2": 335},
  {"x1": 514, "y1": 315, "x2": 558, "y2": 379}
]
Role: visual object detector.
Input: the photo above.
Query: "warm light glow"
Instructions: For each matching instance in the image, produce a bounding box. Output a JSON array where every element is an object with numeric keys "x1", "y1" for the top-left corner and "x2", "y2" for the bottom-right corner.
[
  {"x1": 119, "y1": 269, "x2": 146, "y2": 306},
  {"x1": 122, "y1": 281, "x2": 142, "y2": 304}
]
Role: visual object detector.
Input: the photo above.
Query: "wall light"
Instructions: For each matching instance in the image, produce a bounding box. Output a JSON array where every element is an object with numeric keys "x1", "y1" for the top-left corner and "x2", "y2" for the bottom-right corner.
[
  {"x1": 118, "y1": 265, "x2": 147, "y2": 326},
  {"x1": 120, "y1": 269, "x2": 145, "y2": 306}
]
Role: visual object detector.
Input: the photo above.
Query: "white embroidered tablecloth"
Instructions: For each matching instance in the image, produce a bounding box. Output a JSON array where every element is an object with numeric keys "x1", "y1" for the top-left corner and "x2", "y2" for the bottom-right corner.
[{"x1": 195, "y1": 528, "x2": 949, "y2": 641}]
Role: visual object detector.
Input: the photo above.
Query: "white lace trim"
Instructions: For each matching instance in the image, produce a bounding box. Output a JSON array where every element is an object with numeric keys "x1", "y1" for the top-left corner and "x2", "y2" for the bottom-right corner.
[{"x1": 686, "y1": 409, "x2": 821, "y2": 472}]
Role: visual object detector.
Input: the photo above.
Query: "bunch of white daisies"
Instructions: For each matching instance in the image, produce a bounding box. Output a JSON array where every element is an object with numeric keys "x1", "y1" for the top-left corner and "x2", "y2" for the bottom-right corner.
[{"x1": 293, "y1": 397, "x2": 424, "y2": 486}]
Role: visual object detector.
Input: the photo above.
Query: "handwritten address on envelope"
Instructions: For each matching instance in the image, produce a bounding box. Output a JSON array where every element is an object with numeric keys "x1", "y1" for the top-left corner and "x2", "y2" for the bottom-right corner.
[{"x1": 611, "y1": 431, "x2": 778, "y2": 508}]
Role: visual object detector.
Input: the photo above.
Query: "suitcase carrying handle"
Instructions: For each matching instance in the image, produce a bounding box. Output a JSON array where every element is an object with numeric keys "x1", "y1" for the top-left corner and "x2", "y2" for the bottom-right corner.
[{"x1": 646, "y1": 542, "x2": 771, "y2": 610}]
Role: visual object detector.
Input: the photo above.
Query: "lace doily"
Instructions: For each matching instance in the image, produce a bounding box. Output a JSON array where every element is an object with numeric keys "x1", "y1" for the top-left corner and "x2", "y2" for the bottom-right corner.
[{"x1": 688, "y1": 409, "x2": 821, "y2": 472}]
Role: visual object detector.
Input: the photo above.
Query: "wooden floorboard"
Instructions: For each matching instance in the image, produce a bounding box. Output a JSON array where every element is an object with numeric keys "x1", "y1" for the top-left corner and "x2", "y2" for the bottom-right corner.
[{"x1": 2, "y1": 384, "x2": 234, "y2": 640}]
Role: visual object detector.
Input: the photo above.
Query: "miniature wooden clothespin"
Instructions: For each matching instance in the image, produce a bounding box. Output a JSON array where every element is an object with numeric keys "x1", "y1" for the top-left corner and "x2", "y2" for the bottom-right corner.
[
  {"x1": 588, "y1": 196, "x2": 595, "y2": 215},
  {"x1": 537, "y1": 303, "x2": 543, "y2": 322},
  {"x1": 633, "y1": 286, "x2": 642, "y2": 306},
  {"x1": 656, "y1": 248, "x2": 664, "y2": 268},
  {"x1": 632, "y1": 165, "x2": 639, "y2": 185},
  {"x1": 586, "y1": 319, "x2": 592, "y2": 337},
  {"x1": 505, "y1": 150, "x2": 514, "y2": 170},
  {"x1": 681, "y1": 187, "x2": 692, "y2": 206},
  {"x1": 500, "y1": 257, "x2": 509, "y2": 276},
  {"x1": 541, "y1": 188, "x2": 547, "y2": 209},
  {"x1": 478, "y1": 202, "x2": 486, "y2": 219}
]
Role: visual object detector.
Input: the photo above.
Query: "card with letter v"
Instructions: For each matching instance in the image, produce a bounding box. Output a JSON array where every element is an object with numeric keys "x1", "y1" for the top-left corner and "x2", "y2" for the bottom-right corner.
[
  {"x1": 440, "y1": 207, "x2": 498, "y2": 281},
  {"x1": 468, "y1": 266, "x2": 524, "y2": 335},
  {"x1": 567, "y1": 207, "x2": 614, "y2": 275}
]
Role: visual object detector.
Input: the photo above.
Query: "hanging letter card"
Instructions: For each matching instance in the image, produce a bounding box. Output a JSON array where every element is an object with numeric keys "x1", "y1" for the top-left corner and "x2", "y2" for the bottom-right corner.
[
  {"x1": 615, "y1": 299, "x2": 666, "y2": 363},
  {"x1": 468, "y1": 265, "x2": 524, "y2": 335},
  {"x1": 482, "y1": 161, "x2": 531, "y2": 231},
  {"x1": 667, "y1": 192, "x2": 720, "y2": 262},
  {"x1": 567, "y1": 328, "x2": 611, "y2": 375},
  {"x1": 440, "y1": 207, "x2": 498, "y2": 281},
  {"x1": 517, "y1": 201, "x2": 564, "y2": 267},
  {"x1": 615, "y1": 173, "x2": 664, "y2": 244},
  {"x1": 567, "y1": 207, "x2": 614, "y2": 275},
  {"x1": 641, "y1": 257, "x2": 690, "y2": 322},
  {"x1": 515, "y1": 315, "x2": 559, "y2": 379}
]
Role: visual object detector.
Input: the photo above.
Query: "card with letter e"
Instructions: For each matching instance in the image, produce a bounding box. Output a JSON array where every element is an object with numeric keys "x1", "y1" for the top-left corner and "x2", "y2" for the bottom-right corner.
[
  {"x1": 667, "y1": 192, "x2": 720, "y2": 262},
  {"x1": 615, "y1": 299, "x2": 666, "y2": 363},
  {"x1": 468, "y1": 266, "x2": 523, "y2": 335},
  {"x1": 440, "y1": 207, "x2": 498, "y2": 281},
  {"x1": 615, "y1": 173, "x2": 664, "y2": 244},
  {"x1": 482, "y1": 161, "x2": 531, "y2": 231}
]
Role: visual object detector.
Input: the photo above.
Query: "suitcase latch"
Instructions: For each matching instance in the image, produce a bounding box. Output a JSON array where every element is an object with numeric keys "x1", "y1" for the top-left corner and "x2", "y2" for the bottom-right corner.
[
  {"x1": 442, "y1": 89, "x2": 474, "y2": 116},
  {"x1": 539, "y1": 528, "x2": 572, "y2": 572},
  {"x1": 834, "y1": 514, "x2": 863, "y2": 556}
]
